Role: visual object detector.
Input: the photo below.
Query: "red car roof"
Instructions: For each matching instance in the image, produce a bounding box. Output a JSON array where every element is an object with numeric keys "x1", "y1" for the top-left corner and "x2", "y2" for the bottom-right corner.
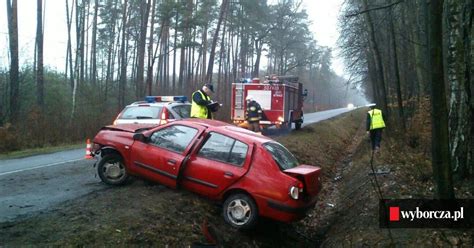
[
  {"x1": 174, "y1": 118, "x2": 273, "y2": 144},
  {"x1": 107, "y1": 118, "x2": 274, "y2": 145}
]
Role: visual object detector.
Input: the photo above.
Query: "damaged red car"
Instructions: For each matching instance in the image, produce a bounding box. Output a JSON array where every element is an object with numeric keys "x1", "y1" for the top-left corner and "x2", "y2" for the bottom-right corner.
[{"x1": 91, "y1": 119, "x2": 322, "y2": 229}]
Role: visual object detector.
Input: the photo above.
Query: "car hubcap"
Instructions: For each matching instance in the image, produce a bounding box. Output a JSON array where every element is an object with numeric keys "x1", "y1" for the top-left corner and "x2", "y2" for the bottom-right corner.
[
  {"x1": 104, "y1": 162, "x2": 123, "y2": 179},
  {"x1": 227, "y1": 199, "x2": 251, "y2": 225}
]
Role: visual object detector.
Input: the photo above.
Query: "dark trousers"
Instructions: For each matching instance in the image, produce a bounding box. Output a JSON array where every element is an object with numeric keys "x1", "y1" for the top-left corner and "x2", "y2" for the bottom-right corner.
[
  {"x1": 369, "y1": 129, "x2": 383, "y2": 150},
  {"x1": 247, "y1": 121, "x2": 260, "y2": 132}
]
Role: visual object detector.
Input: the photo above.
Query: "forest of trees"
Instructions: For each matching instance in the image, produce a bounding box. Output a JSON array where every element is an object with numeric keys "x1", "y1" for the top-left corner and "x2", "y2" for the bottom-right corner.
[
  {"x1": 339, "y1": 0, "x2": 473, "y2": 197},
  {"x1": 0, "y1": 0, "x2": 363, "y2": 152},
  {"x1": 1, "y1": 0, "x2": 471, "y2": 198}
]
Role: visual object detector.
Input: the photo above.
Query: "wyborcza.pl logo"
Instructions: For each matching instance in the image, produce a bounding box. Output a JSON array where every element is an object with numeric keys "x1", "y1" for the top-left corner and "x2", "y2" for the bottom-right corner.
[{"x1": 379, "y1": 199, "x2": 474, "y2": 228}]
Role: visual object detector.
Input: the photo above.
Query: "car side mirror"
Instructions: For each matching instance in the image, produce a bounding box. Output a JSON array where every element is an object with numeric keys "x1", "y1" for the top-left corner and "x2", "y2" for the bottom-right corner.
[{"x1": 133, "y1": 133, "x2": 148, "y2": 143}]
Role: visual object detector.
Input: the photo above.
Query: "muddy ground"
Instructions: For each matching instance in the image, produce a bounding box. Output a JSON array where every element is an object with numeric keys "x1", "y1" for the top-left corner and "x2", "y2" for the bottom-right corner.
[{"x1": 1, "y1": 109, "x2": 472, "y2": 247}]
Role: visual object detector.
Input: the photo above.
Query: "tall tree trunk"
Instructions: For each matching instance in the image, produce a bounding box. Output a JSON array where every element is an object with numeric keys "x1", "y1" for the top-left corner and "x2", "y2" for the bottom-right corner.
[
  {"x1": 466, "y1": 0, "x2": 474, "y2": 176},
  {"x1": 240, "y1": 28, "x2": 248, "y2": 77},
  {"x1": 185, "y1": 0, "x2": 193, "y2": 93},
  {"x1": 78, "y1": 0, "x2": 86, "y2": 85},
  {"x1": 164, "y1": 23, "x2": 170, "y2": 94},
  {"x1": 217, "y1": 10, "x2": 227, "y2": 87},
  {"x1": 155, "y1": 18, "x2": 167, "y2": 95},
  {"x1": 136, "y1": 0, "x2": 150, "y2": 99},
  {"x1": 119, "y1": 0, "x2": 129, "y2": 110},
  {"x1": 165, "y1": 22, "x2": 171, "y2": 94},
  {"x1": 84, "y1": 0, "x2": 90, "y2": 83},
  {"x1": 6, "y1": 0, "x2": 19, "y2": 123},
  {"x1": 446, "y1": 0, "x2": 473, "y2": 178},
  {"x1": 252, "y1": 39, "x2": 262, "y2": 78},
  {"x1": 36, "y1": 0, "x2": 44, "y2": 109},
  {"x1": 146, "y1": 0, "x2": 157, "y2": 96},
  {"x1": 411, "y1": 0, "x2": 426, "y2": 99},
  {"x1": 232, "y1": 34, "x2": 239, "y2": 82},
  {"x1": 90, "y1": 0, "x2": 98, "y2": 87},
  {"x1": 362, "y1": 0, "x2": 389, "y2": 115},
  {"x1": 178, "y1": 44, "x2": 186, "y2": 94},
  {"x1": 428, "y1": 0, "x2": 455, "y2": 199},
  {"x1": 389, "y1": 2, "x2": 405, "y2": 130},
  {"x1": 206, "y1": 0, "x2": 229, "y2": 83},
  {"x1": 66, "y1": 0, "x2": 75, "y2": 92},
  {"x1": 105, "y1": 0, "x2": 118, "y2": 102},
  {"x1": 201, "y1": 24, "x2": 208, "y2": 83},
  {"x1": 172, "y1": 11, "x2": 178, "y2": 92}
]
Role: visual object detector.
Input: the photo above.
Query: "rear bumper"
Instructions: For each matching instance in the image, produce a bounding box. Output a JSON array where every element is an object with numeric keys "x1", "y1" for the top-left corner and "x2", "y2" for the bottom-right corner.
[
  {"x1": 267, "y1": 199, "x2": 316, "y2": 215},
  {"x1": 254, "y1": 194, "x2": 318, "y2": 223}
]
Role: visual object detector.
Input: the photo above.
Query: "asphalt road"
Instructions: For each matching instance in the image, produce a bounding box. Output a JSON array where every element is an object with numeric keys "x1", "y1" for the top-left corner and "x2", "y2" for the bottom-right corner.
[
  {"x1": 0, "y1": 152, "x2": 103, "y2": 222},
  {"x1": 302, "y1": 107, "x2": 355, "y2": 127},
  {"x1": 0, "y1": 107, "x2": 355, "y2": 222}
]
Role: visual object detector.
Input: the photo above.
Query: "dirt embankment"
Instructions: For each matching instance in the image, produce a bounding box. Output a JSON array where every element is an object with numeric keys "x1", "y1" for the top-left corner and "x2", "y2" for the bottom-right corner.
[
  {"x1": 319, "y1": 134, "x2": 473, "y2": 247},
  {"x1": 4, "y1": 109, "x2": 470, "y2": 247}
]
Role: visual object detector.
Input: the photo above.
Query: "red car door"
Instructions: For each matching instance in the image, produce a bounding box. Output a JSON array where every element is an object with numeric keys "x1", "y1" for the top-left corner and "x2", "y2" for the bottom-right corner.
[
  {"x1": 130, "y1": 124, "x2": 203, "y2": 188},
  {"x1": 181, "y1": 132, "x2": 253, "y2": 198}
]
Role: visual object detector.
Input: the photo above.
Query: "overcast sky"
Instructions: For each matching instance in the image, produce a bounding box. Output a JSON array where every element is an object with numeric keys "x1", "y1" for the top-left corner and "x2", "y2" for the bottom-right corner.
[
  {"x1": 0, "y1": 0, "x2": 345, "y2": 76},
  {"x1": 305, "y1": 0, "x2": 344, "y2": 76}
]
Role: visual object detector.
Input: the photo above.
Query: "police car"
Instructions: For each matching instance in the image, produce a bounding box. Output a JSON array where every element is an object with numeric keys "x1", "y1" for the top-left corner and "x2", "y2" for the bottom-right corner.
[{"x1": 113, "y1": 96, "x2": 191, "y2": 125}]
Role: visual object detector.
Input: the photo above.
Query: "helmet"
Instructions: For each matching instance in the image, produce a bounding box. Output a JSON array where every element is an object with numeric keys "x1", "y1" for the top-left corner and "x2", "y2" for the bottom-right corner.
[{"x1": 246, "y1": 95, "x2": 253, "y2": 101}]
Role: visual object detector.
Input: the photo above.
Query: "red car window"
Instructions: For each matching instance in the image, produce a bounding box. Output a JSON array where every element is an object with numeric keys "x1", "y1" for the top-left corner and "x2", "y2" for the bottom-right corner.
[
  {"x1": 149, "y1": 125, "x2": 198, "y2": 153},
  {"x1": 228, "y1": 140, "x2": 248, "y2": 166},
  {"x1": 263, "y1": 142, "x2": 299, "y2": 170},
  {"x1": 198, "y1": 132, "x2": 248, "y2": 167}
]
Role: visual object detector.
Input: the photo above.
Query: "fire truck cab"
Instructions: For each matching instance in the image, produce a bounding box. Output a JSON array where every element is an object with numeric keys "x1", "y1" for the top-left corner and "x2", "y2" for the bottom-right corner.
[{"x1": 231, "y1": 75, "x2": 305, "y2": 130}]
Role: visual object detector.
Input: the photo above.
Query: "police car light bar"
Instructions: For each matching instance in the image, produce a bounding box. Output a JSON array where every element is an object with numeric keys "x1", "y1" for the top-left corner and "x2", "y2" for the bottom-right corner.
[{"x1": 145, "y1": 96, "x2": 187, "y2": 103}]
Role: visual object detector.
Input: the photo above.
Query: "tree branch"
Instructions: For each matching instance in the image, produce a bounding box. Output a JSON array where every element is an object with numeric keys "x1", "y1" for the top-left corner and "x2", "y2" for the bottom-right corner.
[{"x1": 345, "y1": 0, "x2": 404, "y2": 18}]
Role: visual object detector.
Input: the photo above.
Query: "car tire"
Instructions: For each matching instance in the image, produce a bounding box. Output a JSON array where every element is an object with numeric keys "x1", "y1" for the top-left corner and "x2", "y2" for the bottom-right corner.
[
  {"x1": 223, "y1": 193, "x2": 258, "y2": 230},
  {"x1": 97, "y1": 153, "x2": 129, "y2": 186}
]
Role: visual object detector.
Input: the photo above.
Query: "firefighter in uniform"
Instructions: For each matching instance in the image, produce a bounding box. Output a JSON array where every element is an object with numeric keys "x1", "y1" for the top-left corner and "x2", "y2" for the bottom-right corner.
[
  {"x1": 245, "y1": 96, "x2": 263, "y2": 133},
  {"x1": 191, "y1": 84, "x2": 219, "y2": 119},
  {"x1": 366, "y1": 104, "x2": 386, "y2": 152}
]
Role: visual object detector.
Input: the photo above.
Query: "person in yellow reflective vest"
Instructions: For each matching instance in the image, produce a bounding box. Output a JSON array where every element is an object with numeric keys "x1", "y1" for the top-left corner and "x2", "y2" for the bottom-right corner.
[
  {"x1": 191, "y1": 84, "x2": 220, "y2": 119},
  {"x1": 245, "y1": 96, "x2": 263, "y2": 133},
  {"x1": 366, "y1": 104, "x2": 386, "y2": 152}
]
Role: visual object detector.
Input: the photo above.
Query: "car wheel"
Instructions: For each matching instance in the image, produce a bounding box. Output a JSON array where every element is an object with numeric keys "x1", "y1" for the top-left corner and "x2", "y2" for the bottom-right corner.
[
  {"x1": 97, "y1": 154, "x2": 129, "y2": 186},
  {"x1": 223, "y1": 193, "x2": 258, "y2": 230}
]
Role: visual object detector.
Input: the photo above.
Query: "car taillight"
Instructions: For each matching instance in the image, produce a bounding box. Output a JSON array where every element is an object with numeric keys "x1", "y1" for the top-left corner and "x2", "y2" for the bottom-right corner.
[
  {"x1": 289, "y1": 182, "x2": 304, "y2": 200},
  {"x1": 297, "y1": 182, "x2": 304, "y2": 192}
]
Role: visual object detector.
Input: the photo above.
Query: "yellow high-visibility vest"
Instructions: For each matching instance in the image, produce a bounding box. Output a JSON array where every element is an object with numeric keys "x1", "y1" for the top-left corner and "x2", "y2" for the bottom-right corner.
[
  {"x1": 368, "y1": 108, "x2": 386, "y2": 130},
  {"x1": 191, "y1": 90, "x2": 211, "y2": 119}
]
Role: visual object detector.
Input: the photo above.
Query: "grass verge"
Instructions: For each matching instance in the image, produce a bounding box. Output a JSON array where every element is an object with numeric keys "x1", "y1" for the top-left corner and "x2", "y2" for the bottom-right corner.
[{"x1": 0, "y1": 143, "x2": 84, "y2": 160}]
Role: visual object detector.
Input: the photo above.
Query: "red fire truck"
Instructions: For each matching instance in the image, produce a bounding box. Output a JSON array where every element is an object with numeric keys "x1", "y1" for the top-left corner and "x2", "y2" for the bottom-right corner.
[{"x1": 231, "y1": 75, "x2": 305, "y2": 130}]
